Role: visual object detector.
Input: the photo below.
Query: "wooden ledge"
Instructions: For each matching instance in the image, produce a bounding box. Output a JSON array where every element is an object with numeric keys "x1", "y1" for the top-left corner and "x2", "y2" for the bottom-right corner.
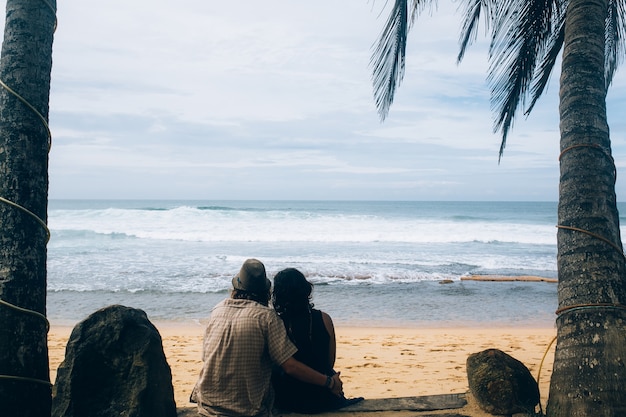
[
  {"x1": 177, "y1": 393, "x2": 468, "y2": 416},
  {"x1": 461, "y1": 275, "x2": 557, "y2": 283}
]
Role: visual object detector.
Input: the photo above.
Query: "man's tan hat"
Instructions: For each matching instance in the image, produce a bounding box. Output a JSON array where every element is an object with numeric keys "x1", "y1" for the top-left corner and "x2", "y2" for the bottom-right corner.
[{"x1": 232, "y1": 258, "x2": 271, "y2": 293}]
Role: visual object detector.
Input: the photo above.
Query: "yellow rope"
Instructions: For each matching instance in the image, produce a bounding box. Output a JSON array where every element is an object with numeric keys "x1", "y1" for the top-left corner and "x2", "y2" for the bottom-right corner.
[
  {"x1": 558, "y1": 143, "x2": 612, "y2": 162},
  {"x1": 0, "y1": 196, "x2": 50, "y2": 243},
  {"x1": 558, "y1": 143, "x2": 617, "y2": 184},
  {"x1": 556, "y1": 224, "x2": 625, "y2": 261},
  {"x1": 0, "y1": 298, "x2": 49, "y2": 332},
  {"x1": 537, "y1": 303, "x2": 626, "y2": 414},
  {"x1": 555, "y1": 302, "x2": 626, "y2": 316},
  {"x1": 0, "y1": 374, "x2": 52, "y2": 387},
  {"x1": 0, "y1": 0, "x2": 56, "y2": 242},
  {"x1": 0, "y1": 0, "x2": 57, "y2": 391},
  {"x1": 536, "y1": 335, "x2": 557, "y2": 415},
  {"x1": 0, "y1": 79, "x2": 51, "y2": 150}
]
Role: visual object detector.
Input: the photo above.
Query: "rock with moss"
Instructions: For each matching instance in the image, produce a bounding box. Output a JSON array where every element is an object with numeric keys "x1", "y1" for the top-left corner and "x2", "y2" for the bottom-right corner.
[
  {"x1": 466, "y1": 348, "x2": 539, "y2": 415},
  {"x1": 52, "y1": 305, "x2": 177, "y2": 417}
]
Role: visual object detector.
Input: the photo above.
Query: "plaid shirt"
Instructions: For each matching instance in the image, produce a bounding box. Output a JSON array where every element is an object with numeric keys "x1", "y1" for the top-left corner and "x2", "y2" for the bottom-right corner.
[{"x1": 196, "y1": 298, "x2": 297, "y2": 417}]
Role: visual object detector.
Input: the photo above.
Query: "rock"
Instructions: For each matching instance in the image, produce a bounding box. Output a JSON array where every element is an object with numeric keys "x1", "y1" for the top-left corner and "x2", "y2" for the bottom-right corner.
[
  {"x1": 52, "y1": 305, "x2": 177, "y2": 417},
  {"x1": 466, "y1": 348, "x2": 539, "y2": 416}
]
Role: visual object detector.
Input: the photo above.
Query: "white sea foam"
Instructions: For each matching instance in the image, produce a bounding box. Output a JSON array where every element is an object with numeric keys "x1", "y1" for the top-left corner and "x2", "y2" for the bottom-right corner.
[
  {"x1": 44, "y1": 200, "x2": 571, "y2": 324},
  {"x1": 45, "y1": 200, "x2": 564, "y2": 294},
  {"x1": 48, "y1": 204, "x2": 557, "y2": 245}
]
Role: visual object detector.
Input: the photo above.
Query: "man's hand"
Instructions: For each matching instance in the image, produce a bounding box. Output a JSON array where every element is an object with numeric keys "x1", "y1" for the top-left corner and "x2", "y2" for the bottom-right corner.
[
  {"x1": 330, "y1": 372, "x2": 343, "y2": 397},
  {"x1": 281, "y1": 357, "x2": 345, "y2": 397}
]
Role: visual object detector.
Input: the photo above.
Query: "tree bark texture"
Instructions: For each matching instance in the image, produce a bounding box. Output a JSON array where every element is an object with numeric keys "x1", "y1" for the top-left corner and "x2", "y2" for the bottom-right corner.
[
  {"x1": 547, "y1": 0, "x2": 626, "y2": 415},
  {"x1": 0, "y1": 0, "x2": 55, "y2": 416}
]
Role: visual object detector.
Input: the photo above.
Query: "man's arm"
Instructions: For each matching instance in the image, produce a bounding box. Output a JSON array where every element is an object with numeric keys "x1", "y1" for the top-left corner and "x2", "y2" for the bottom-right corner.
[{"x1": 280, "y1": 356, "x2": 343, "y2": 397}]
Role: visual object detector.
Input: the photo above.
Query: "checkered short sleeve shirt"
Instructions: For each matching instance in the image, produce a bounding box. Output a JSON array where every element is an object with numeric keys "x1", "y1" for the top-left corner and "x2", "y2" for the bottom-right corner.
[{"x1": 196, "y1": 298, "x2": 297, "y2": 417}]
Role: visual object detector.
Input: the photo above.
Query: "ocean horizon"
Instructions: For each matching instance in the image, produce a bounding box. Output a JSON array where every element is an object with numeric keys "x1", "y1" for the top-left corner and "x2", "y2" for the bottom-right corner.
[{"x1": 44, "y1": 199, "x2": 590, "y2": 328}]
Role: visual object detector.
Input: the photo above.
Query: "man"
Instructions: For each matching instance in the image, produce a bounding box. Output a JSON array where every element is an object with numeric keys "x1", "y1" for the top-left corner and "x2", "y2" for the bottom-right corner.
[{"x1": 195, "y1": 258, "x2": 343, "y2": 417}]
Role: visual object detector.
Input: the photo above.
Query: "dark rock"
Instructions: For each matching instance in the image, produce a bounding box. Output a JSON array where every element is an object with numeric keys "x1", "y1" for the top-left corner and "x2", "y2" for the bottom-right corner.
[
  {"x1": 466, "y1": 348, "x2": 539, "y2": 416},
  {"x1": 52, "y1": 304, "x2": 177, "y2": 417}
]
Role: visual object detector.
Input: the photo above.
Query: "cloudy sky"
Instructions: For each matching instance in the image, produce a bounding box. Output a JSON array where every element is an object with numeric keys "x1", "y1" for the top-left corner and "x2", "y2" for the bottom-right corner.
[{"x1": 4, "y1": 0, "x2": 626, "y2": 201}]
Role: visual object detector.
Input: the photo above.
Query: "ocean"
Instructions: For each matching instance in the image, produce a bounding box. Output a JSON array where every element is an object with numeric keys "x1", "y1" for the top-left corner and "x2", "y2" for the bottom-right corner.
[{"x1": 46, "y1": 200, "x2": 577, "y2": 328}]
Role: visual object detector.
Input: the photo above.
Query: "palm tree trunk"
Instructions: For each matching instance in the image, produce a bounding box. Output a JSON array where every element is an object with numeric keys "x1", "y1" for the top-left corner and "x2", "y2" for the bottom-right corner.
[
  {"x1": 547, "y1": 0, "x2": 626, "y2": 415},
  {"x1": 0, "y1": 1, "x2": 55, "y2": 416}
]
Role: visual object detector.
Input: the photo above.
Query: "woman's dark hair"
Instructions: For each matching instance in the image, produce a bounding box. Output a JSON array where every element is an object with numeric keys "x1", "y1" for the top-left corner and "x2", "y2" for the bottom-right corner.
[{"x1": 272, "y1": 268, "x2": 314, "y2": 343}]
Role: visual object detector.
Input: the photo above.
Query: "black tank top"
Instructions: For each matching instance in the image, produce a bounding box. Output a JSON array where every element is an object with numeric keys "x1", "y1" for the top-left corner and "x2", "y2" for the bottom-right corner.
[
  {"x1": 273, "y1": 309, "x2": 345, "y2": 413},
  {"x1": 290, "y1": 309, "x2": 332, "y2": 374}
]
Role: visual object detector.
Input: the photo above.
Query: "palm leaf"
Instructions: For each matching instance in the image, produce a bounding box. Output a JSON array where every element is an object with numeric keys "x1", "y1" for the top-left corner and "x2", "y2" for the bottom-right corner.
[
  {"x1": 457, "y1": 0, "x2": 498, "y2": 63},
  {"x1": 370, "y1": 0, "x2": 436, "y2": 121},
  {"x1": 526, "y1": 10, "x2": 565, "y2": 115},
  {"x1": 487, "y1": 0, "x2": 560, "y2": 159},
  {"x1": 606, "y1": 0, "x2": 626, "y2": 89},
  {"x1": 371, "y1": 0, "x2": 409, "y2": 121}
]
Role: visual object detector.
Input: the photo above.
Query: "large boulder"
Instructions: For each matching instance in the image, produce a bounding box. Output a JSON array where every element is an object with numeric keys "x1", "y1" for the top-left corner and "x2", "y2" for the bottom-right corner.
[
  {"x1": 466, "y1": 348, "x2": 539, "y2": 416},
  {"x1": 52, "y1": 305, "x2": 177, "y2": 417}
]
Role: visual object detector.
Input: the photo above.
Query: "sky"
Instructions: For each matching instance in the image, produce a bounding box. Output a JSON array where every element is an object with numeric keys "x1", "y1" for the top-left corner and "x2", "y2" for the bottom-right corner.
[{"x1": 3, "y1": 0, "x2": 626, "y2": 201}]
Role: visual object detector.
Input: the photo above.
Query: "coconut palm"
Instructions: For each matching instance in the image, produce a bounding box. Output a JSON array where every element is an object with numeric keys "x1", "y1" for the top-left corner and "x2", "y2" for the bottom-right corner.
[
  {"x1": 372, "y1": 0, "x2": 626, "y2": 415},
  {"x1": 0, "y1": 0, "x2": 56, "y2": 416}
]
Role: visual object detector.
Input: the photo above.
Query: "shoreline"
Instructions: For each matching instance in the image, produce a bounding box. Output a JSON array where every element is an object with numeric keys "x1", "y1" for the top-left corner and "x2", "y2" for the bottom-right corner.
[
  {"x1": 49, "y1": 323, "x2": 556, "y2": 414},
  {"x1": 47, "y1": 278, "x2": 558, "y2": 328}
]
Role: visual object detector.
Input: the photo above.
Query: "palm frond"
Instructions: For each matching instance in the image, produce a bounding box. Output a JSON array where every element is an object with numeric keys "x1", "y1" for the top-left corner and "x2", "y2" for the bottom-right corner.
[
  {"x1": 487, "y1": 0, "x2": 560, "y2": 160},
  {"x1": 605, "y1": 0, "x2": 626, "y2": 89},
  {"x1": 370, "y1": 0, "x2": 436, "y2": 121},
  {"x1": 526, "y1": 13, "x2": 565, "y2": 115},
  {"x1": 371, "y1": 0, "x2": 409, "y2": 121},
  {"x1": 457, "y1": 0, "x2": 498, "y2": 63}
]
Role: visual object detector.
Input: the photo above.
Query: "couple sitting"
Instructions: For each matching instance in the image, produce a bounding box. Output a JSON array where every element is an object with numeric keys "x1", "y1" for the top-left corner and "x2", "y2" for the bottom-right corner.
[{"x1": 194, "y1": 259, "x2": 362, "y2": 417}]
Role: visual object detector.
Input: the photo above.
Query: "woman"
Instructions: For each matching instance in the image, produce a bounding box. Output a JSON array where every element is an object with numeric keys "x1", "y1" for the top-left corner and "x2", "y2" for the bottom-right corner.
[{"x1": 271, "y1": 268, "x2": 363, "y2": 413}]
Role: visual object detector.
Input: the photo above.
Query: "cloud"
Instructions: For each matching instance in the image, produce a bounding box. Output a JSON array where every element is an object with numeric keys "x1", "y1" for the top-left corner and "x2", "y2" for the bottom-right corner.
[{"x1": 1, "y1": 0, "x2": 623, "y2": 200}]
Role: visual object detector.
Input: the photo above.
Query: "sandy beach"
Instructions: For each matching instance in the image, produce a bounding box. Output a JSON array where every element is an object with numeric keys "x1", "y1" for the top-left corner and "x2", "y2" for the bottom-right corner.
[{"x1": 48, "y1": 322, "x2": 556, "y2": 416}]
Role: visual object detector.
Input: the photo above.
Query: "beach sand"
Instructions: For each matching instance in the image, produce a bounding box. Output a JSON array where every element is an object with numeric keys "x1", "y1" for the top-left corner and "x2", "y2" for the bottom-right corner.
[{"x1": 49, "y1": 323, "x2": 556, "y2": 416}]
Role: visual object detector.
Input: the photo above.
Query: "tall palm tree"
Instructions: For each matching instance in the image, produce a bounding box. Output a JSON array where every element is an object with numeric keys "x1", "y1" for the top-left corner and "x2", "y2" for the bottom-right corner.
[
  {"x1": 372, "y1": 0, "x2": 626, "y2": 415},
  {"x1": 0, "y1": 0, "x2": 56, "y2": 416}
]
